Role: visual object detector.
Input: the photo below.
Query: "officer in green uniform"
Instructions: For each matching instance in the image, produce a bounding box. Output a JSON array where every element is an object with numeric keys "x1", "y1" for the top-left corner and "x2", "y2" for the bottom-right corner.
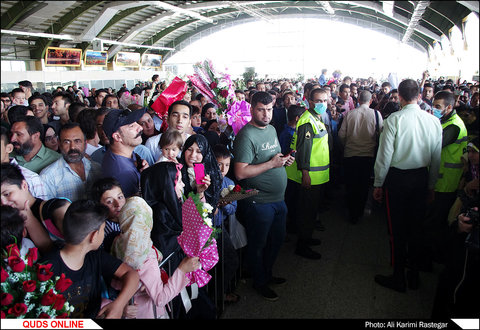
[
  {"x1": 286, "y1": 88, "x2": 330, "y2": 259},
  {"x1": 423, "y1": 90, "x2": 468, "y2": 265}
]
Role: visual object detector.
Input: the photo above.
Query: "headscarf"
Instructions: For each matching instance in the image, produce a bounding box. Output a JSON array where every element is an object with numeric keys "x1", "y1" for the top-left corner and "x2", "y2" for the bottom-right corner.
[
  {"x1": 42, "y1": 121, "x2": 61, "y2": 146},
  {"x1": 180, "y1": 134, "x2": 222, "y2": 214},
  {"x1": 111, "y1": 196, "x2": 160, "y2": 270},
  {"x1": 141, "y1": 162, "x2": 184, "y2": 267}
]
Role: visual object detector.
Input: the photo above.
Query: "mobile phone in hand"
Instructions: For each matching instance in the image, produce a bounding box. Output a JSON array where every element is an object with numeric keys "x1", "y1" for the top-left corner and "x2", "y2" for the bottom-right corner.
[
  {"x1": 283, "y1": 150, "x2": 296, "y2": 158},
  {"x1": 135, "y1": 153, "x2": 143, "y2": 171},
  {"x1": 193, "y1": 163, "x2": 205, "y2": 185}
]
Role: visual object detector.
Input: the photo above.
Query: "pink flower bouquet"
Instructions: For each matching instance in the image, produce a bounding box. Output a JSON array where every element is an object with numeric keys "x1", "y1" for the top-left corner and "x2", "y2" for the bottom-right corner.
[
  {"x1": 177, "y1": 193, "x2": 219, "y2": 287},
  {"x1": 226, "y1": 100, "x2": 251, "y2": 135}
]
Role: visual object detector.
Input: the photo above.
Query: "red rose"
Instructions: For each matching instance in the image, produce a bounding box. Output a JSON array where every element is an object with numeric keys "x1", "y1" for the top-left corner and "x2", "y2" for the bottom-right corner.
[
  {"x1": 7, "y1": 255, "x2": 25, "y2": 273},
  {"x1": 1, "y1": 311, "x2": 5, "y2": 319},
  {"x1": 1, "y1": 293, "x2": 13, "y2": 306},
  {"x1": 220, "y1": 89, "x2": 229, "y2": 98},
  {"x1": 53, "y1": 294, "x2": 67, "y2": 311},
  {"x1": 55, "y1": 273, "x2": 72, "y2": 293},
  {"x1": 38, "y1": 312, "x2": 50, "y2": 319},
  {"x1": 8, "y1": 303, "x2": 27, "y2": 317},
  {"x1": 210, "y1": 81, "x2": 217, "y2": 89},
  {"x1": 37, "y1": 264, "x2": 53, "y2": 282},
  {"x1": 5, "y1": 244, "x2": 20, "y2": 257},
  {"x1": 27, "y1": 248, "x2": 38, "y2": 267},
  {"x1": 1, "y1": 267, "x2": 8, "y2": 282},
  {"x1": 40, "y1": 289, "x2": 56, "y2": 306},
  {"x1": 22, "y1": 280, "x2": 36, "y2": 292},
  {"x1": 233, "y1": 184, "x2": 242, "y2": 192},
  {"x1": 56, "y1": 312, "x2": 69, "y2": 318}
]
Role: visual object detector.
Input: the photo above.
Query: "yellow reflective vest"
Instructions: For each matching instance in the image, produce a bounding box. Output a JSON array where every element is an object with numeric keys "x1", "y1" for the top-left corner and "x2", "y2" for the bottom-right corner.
[
  {"x1": 286, "y1": 110, "x2": 330, "y2": 185},
  {"x1": 435, "y1": 112, "x2": 468, "y2": 193}
]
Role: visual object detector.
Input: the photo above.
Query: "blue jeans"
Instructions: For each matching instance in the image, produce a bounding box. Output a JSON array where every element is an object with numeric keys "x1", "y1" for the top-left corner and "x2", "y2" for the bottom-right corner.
[{"x1": 241, "y1": 200, "x2": 287, "y2": 288}]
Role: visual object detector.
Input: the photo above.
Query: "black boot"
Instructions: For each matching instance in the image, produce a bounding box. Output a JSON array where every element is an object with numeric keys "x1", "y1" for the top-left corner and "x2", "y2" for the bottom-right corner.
[
  {"x1": 374, "y1": 269, "x2": 406, "y2": 293},
  {"x1": 406, "y1": 269, "x2": 419, "y2": 290}
]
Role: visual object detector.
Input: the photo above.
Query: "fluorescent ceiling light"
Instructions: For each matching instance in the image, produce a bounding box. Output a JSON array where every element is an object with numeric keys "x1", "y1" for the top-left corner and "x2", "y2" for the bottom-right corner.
[
  {"x1": 95, "y1": 38, "x2": 175, "y2": 51},
  {"x1": 1, "y1": 29, "x2": 74, "y2": 40}
]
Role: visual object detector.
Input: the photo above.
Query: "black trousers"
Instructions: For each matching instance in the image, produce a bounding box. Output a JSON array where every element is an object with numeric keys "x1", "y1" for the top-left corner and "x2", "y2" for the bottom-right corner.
[
  {"x1": 344, "y1": 156, "x2": 374, "y2": 220},
  {"x1": 422, "y1": 191, "x2": 457, "y2": 262},
  {"x1": 384, "y1": 167, "x2": 429, "y2": 274},
  {"x1": 296, "y1": 181, "x2": 326, "y2": 246}
]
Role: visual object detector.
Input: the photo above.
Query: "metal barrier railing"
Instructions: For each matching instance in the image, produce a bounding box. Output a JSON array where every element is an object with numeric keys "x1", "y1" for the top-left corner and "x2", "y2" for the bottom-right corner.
[{"x1": 162, "y1": 218, "x2": 245, "y2": 319}]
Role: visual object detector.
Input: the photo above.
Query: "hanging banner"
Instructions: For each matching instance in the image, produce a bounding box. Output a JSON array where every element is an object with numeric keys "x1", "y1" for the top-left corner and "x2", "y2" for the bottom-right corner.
[
  {"x1": 45, "y1": 47, "x2": 82, "y2": 67},
  {"x1": 115, "y1": 51, "x2": 140, "y2": 68},
  {"x1": 84, "y1": 50, "x2": 108, "y2": 67}
]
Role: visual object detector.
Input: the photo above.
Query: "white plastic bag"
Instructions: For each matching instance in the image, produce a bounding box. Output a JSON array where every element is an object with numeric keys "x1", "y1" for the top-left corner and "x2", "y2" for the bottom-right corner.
[{"x1": 228, "y1": 214, "x2": 247, "y2": 250}]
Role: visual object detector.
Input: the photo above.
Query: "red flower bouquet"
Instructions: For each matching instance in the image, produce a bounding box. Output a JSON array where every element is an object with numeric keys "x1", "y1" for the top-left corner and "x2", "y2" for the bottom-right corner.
[
  {"x1": 219, "y1": 184, "x2": 259, "y2": 203},
  {"x1": 1, "y1": 243, "x2": 73, "y2": 319}
]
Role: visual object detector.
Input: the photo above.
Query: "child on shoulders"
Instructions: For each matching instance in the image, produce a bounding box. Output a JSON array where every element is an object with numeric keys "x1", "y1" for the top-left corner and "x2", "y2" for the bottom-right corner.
[{"x1": 157, "y1": 129, "x2": 183, "y2": 163}]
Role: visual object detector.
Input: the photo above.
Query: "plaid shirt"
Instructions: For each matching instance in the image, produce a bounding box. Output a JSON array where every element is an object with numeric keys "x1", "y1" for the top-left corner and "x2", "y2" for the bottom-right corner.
[{"x1": 40, "y1": 156, "x2": 102, "y2": 201}]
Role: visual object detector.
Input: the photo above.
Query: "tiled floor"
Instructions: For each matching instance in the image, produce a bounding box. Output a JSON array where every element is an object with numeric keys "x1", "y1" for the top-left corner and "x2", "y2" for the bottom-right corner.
[{"x1": 220, "y1": 185, "x2": 443, "y2": 319}]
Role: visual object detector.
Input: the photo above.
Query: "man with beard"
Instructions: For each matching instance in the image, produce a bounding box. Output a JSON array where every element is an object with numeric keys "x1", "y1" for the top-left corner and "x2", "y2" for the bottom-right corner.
[
  {"x1": 40, "y1": 123, "x2": 102, "y2": 201},
  {"x1": 10, "y1": 115, "x2": 61, "y2": 173},
  {"x1": 101, "y1": 108, "x2": 149, "y2": 197},
  {"x1": 234, "y1": 91, "x2": 295, "y2": 301}
]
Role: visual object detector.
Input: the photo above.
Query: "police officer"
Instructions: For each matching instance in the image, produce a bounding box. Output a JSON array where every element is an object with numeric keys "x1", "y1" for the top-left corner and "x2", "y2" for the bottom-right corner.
[
  {"x1": 423, "y1": 90, "x2": 468, "y2": 264},
  {"x1": 373, "y1": 79, "x2": 442, "y2": 292},
  {"x1": 287, "y1": 88, "x2": 330, "y2": 259}
]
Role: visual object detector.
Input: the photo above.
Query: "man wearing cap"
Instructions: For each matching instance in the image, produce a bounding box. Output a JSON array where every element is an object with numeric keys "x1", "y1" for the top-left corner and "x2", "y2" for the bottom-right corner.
[{"x1": 101, "y1": 108, "x2": 149, "y2": 197}]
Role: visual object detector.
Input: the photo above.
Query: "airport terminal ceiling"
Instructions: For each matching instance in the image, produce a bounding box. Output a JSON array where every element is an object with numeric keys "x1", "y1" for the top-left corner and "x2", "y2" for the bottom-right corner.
[{"x1": 1, "y1": 1, "x2": 479, "y2": 62}]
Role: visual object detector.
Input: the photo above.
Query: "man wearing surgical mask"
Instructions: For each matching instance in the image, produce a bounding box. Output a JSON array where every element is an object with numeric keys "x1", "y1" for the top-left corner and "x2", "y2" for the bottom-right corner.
[
  {"x1": 286, "y1": 88, "x2": 330, "y2": 260},
  {"x1": 422, "y1": 91, "x2": 468, "y2": 266}
]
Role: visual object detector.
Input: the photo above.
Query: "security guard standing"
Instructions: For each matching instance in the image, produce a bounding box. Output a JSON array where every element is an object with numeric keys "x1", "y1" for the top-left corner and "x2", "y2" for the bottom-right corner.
[
  {"x1": 423, "y1": 90, "x2": 468, "y2": 265},
  {"x1": 287, "y1": 88, "x2": 330, "y2": 259}
]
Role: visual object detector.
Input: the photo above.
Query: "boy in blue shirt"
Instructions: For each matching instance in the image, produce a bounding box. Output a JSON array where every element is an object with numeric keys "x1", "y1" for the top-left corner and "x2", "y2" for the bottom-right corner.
[{"x1": 213, "y1": 144, "x2": 240, "y2": 304}]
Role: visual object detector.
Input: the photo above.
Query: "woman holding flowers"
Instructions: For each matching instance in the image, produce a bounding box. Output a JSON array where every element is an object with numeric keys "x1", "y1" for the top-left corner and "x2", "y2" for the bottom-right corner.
[
  {"x1": 179, "y1": 134, "x2": 223, "y2": 215},
  {"x1": 141, "y1": 161, "x2": 216, "y2": 319},
  {"x1": 110, "y1": 196, "x2": 200, "y2": 319}
]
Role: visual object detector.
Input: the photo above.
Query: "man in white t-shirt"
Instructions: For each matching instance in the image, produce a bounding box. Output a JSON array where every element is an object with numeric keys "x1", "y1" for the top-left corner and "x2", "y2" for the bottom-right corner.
[{"x1": 145, "y1": 100, "x2": 192, "y2": 162}]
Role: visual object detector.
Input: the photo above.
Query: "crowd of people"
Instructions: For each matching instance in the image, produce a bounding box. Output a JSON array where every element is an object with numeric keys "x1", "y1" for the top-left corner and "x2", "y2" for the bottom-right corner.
[{"x1": 1, "y1": 69, "x2": 478, "y2": 319}]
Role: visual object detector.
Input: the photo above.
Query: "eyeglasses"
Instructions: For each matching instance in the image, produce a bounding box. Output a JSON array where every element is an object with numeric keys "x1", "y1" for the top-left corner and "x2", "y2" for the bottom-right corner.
[{"x1": 45, "y1": 134, "x2": 58, "y2": 142}]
